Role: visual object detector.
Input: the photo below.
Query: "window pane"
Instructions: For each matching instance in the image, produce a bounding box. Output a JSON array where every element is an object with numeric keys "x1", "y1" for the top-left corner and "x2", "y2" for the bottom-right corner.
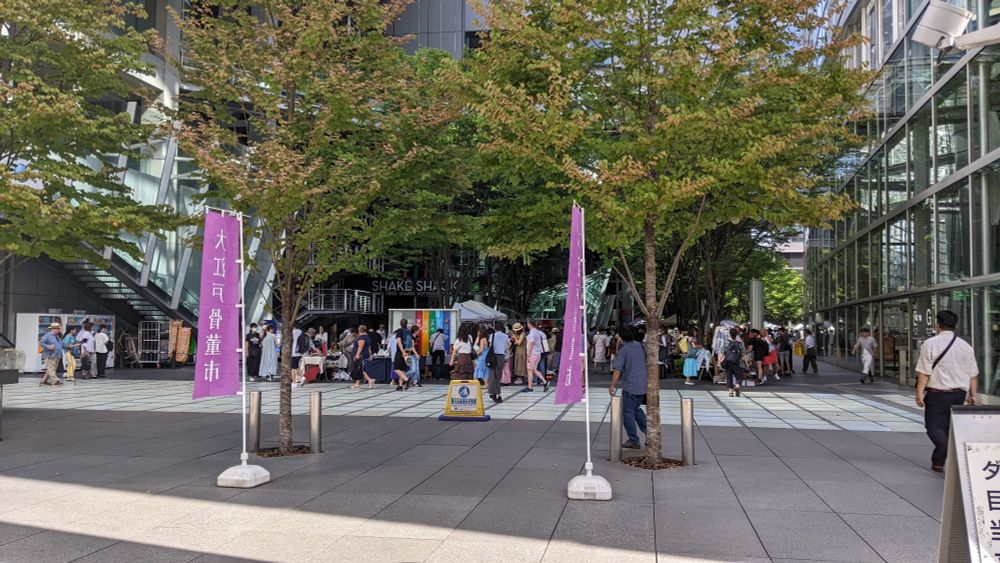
[
  {"x1": 886, "y1": 130, "x2": 908, "y2": 208},
  {"x1": 910, "y1": 199, "x2": 934, "y2": 287},
  {"x1": 907, "y1": 34, "x2": 932, "y2": 105},
  {"x1": 888, "y1": 215, "x2": 907, "y2": 291},
  {"x1": 934, "y1": 68, "x2": 969, "y2": 182},
  {"x1": 970, "y1": 46, "x2": 1000, "y2": 158},
  {"x1": 936, "y1": 181, "x2": 970, "y2": 282},
  {"x1": 910, "y1": 102, "x2": 934, "y2": 193},
  {"x1": 858, "y1": 236, "x2": 871, "y2": 299}
]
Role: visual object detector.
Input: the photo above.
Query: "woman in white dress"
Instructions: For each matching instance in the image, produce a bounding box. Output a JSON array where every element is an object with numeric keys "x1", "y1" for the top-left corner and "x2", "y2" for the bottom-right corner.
[
  {"x1": 592, "y1": 328, "x2": 609, "y2": 372},
  {"x1": 260, "y1": 325, "x2": 278, "y2": 381}
]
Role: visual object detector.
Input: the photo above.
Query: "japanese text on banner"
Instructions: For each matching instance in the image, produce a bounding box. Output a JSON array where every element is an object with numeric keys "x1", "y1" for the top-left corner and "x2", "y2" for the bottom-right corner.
[{"x1": 193, "y1": 211, "x2": 241, "y2": 399}]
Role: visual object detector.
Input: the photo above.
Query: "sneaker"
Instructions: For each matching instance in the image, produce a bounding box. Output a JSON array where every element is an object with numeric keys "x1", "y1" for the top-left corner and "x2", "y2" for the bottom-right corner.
[
  {"x1": 859, "y1": 377, "x2": 867, "y2": 384},
  {"x1": 622, "y1": 441, "x2": 641, "y2": 449},
  {"x1": 774, "y1": 374, "x2": 780, "y2": 381},
  {"x1": 931, "y1": 465, "x2": 944, "y2": 474},
  {"x1": 684, "y1": 380, "x2": 696, "y2": 385},
  {"x1": 522, "y1": 388, "x2": 533, "y2": 393},
  {"x1": 543, "y1": 381, "x2": 550, "y2": 392},
  {"x1": 54, "y1": 381, "x2": 64, "y2": 386},
  {"x1": 415, "y1": 382, "x2": 423, "y2": 387}
]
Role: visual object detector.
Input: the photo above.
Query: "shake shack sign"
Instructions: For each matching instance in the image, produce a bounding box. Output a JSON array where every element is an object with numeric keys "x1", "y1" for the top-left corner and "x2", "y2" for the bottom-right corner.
[{"x1": 371, "y1": 278, "x2": 466, "y2": 296}]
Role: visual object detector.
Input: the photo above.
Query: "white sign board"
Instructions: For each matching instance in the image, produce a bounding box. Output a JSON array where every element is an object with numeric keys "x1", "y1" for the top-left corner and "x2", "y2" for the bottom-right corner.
[
  {"x1": 939, "y1": 407, "x2": 1000, "y2": 563},
  {"x1": 963, "y1": 443, "x2": 1000, "y2": 562}
]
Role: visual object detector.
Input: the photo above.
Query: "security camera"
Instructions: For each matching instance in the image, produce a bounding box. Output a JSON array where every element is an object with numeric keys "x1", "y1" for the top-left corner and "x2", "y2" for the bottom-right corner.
[{"x1": 912, "y1": 0, "x2": 973, "y2": 49}]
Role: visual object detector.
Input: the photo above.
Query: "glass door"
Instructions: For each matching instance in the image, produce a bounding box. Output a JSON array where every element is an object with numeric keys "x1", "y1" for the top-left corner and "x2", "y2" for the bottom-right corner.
[{"x1": 881, "y1": 299, "x2": 909, "y2": 382}]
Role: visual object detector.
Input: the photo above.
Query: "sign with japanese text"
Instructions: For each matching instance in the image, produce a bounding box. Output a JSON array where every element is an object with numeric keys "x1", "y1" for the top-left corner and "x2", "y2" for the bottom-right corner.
[
  {"x1": 963, "y1": 442, "x2": 1000, "y2": 562},
  {"x1": 193, "y1": 211, "x2": 241, "y2": 399},
  {"x1": 555, "y1": 204, "x2": 585, "y2": 405}
]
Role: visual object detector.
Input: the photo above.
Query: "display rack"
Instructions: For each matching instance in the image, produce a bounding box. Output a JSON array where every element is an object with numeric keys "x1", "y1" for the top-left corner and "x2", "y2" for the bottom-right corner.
[{"x1": 138, "y1": 320, "x2": 169, "y2": 367}]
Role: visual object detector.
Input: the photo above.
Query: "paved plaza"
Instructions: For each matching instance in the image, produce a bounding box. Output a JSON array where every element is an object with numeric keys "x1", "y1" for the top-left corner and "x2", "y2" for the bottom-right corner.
[
  {"x1": 0, "y1": 362, "x2": 945, "y2": 562},
  {"x1": 1, "y1": 373, "x2": 927, "y2": 432}
]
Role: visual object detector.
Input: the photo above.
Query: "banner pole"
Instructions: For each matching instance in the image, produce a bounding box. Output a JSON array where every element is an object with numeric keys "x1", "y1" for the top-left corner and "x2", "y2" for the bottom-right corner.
[
  {"x1": 566, "y1": 203, "x2": 611, "y2": 500},
  {"x1": 580, "y1": 207, "x2": 594, "y2": 475},
  {"x1": 216, "y1": 209, "x2": 269, "y2": 488},
  {"x1": 237, "y1": 211, "x2": 248, "y2": 465}
]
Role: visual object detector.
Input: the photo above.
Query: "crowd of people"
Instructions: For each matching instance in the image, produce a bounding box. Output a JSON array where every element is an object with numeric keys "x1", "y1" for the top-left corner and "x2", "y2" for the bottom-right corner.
[
  {"x1": 36, "y1": 320, "x2": 112, "y2": 386},
  {"x1": 242, "y1": 318, "x2": 569, "y2": 403}
]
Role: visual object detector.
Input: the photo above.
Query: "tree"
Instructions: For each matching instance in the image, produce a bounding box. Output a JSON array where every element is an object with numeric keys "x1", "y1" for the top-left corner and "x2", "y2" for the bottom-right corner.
[
  {"x1": 0, "y1": 1, "x2": 178, "y2": 269},
  {"x1": 174, "y1": 0, "x2": 423, "y2": 454},
  {"x1": 724, "y1": 251, "x2": 805, "y2": 325},
  {"x1": 466, "y1": 0, "x2": 866, "y2": 465}
]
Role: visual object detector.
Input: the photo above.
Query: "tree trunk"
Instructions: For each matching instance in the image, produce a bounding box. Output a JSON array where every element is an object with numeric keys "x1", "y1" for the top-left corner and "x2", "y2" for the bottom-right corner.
[
  {"x1": 642, "y1": 218, "x2": 662, "y2": 464},
  {"x1": 278, "y1": 287, "x2": 295, "y2": 454}
]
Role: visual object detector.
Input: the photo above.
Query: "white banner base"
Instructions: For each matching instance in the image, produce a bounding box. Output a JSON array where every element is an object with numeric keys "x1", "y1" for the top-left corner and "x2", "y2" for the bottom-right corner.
[
  {"x1": 217, "y1": 463, "x2": 271, "y2": 488},
  {"x1": 567, "y1": 472, "x2": 613, "y2": 501}
]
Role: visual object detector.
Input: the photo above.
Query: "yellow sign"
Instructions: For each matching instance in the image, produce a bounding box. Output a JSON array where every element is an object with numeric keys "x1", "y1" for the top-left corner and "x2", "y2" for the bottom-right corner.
[{"x1": 439, "y1": 380, "x2": 490, "y2": 422}]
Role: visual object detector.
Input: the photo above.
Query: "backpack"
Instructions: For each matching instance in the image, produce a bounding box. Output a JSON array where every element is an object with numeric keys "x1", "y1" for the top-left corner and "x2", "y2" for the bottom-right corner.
[
  {"x1": 723, "y1": 341, "x2": 742, "y2": 367},
  {"x1": 106, "y1": 339, "x2": 114, "y2": 353},
  {"x1": 295, "y1": 333, "x2": 311, "y2": 355},
  {"x1": 485, "y1": 334, "x2": 497, "y2": 368}
]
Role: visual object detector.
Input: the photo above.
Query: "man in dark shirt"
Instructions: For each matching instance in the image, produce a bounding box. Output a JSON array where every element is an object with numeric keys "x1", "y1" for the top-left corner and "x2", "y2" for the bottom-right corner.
[
  {"x1": 610, "y1": 326, "x2": 648, "y2": 449},
  {"x1": 245, "y1": 323, "x2": 262, "y2": 381}
]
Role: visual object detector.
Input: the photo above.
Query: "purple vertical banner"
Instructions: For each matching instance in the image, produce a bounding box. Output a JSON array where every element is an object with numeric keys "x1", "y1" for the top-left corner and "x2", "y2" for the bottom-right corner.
[
  {"x1": 555, "y1": 205, "x2": 585, "y2": 405},
  {"x1": 193, "y1": 211, "x2": 241, "y2": 399}
]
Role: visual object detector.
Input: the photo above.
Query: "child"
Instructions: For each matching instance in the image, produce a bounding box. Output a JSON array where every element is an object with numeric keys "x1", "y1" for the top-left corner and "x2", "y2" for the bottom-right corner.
[{"x1": 406, "y1": 348, "x2": 422, "y2": 388}]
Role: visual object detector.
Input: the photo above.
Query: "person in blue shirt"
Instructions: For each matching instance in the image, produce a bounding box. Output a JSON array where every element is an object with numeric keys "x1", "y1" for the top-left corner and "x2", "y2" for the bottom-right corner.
[
  {"x1": 62, "y1": 326, "x2": 81, "y2": 381},
  {"x1": 609, "y1": 326, "x2": 647, "y2": 448},
  {"x1": 39, "y1": 323, "x2": 65, "y2": 386}
]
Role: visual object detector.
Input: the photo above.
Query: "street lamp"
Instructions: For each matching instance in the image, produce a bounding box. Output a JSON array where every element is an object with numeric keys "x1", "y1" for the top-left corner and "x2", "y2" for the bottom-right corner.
[{"x1": 913, "y1": 0, "x2": 1000, "y2": 51}]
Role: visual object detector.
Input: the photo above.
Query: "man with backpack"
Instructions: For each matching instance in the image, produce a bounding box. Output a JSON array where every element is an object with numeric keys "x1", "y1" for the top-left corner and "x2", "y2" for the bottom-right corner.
[{"x1": 721, "y1": 327, "x2": 746, "y2": 397}]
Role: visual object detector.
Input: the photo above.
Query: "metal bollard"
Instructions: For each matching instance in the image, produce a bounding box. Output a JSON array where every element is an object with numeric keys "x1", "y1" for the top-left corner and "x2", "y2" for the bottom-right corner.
[
  {"x1": 310, "y1": 391, "x2": 322, "y2": 453},
  {"x1": 681, "y1": 397, "x2": 695, "y2": 466},
  {"x1": 248, "y1": 391, "x2": 262, "y2": 453},
  {"x1": 610, "y1": 394, "x2": 623, "y2": 462}
]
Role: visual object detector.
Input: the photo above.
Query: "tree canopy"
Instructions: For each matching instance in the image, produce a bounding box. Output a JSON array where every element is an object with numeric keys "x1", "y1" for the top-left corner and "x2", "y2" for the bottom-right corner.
[
  {"x1": 464, "y1": 0, "x2": 868, "y2": 464},
  {"x1": 0, "y1": 0, "x2": 178, "y2": 269}
]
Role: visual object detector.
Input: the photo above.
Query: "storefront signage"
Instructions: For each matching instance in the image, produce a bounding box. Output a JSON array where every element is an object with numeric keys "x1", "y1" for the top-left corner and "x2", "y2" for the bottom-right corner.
[{"x1": 371, "y1": 278, "x2": 465, "y2": 296}]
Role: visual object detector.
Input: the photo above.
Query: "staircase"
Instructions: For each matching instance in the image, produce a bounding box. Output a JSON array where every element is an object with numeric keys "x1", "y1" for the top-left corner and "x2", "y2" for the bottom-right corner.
[{"x1": 45, "y1": 257, "x2": 197, "y2": 331}]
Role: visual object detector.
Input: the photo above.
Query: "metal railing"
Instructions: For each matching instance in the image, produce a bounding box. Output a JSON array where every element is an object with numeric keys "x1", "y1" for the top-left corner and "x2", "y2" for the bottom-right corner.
[{"x1": 304, "y1": 288, "x2": 383, "y2": 314}]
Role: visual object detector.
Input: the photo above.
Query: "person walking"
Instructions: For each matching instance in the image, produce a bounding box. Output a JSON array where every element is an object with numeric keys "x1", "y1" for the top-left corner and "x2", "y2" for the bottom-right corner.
[
  {"x1": 488, "y1": 321, "x2": 508, "y2": 404},
  {"x1": 392, "y1": 347, "x2": 413, "y2": 391},
  {"x1": 777, "y1": 327, "x2": 793, "y2": 376},
  {"x1": 405, "y1": 347, "x2": 422, "y2": 387},
  {"x1": 802, "y1": 329, "x2": 819, "y2": 374},
  {"x1": 352, "y1": 325, "x2": 376, "y2": 390},
  {"x1": 77, "y1": 321, "x2": 95, "y2": 379},
  {"x1": 260, "y1": 325, "x2": 278, "y2": 381},
  {"x1": 854, "y1": 327, "x2": 878, "y2": 384},
  {"x1": 609, "y1": 326, "x2": 647, "y2": 449},
  {"x1": 509, "y1": 323, "x2": 528, "y2": 384},
  {"x1": 62, "y1": 326, "x2": 80, "y2": 382},
  {"x1": 39, "y1": 323, "x2": 65, "y2": 386},
  {"x1": 915, "y1": 310, "x2": 978, "y2": 473},
  {"x1": 474, "y1": 327, "x2": 492, "y2": 386},
  {"x1": 748, "y1": 329, "x2": 768, "y2": 383},
  {"x1": 592, "y1": 328, "x2": 610, "y2": 373},
  {"x1": 681, "y1": 332, "x2": 699, "y2": 385},
  {"x1": 450, "y1": 325, "x2": 475, "y2": 380},
  {"x1": 549, "y1": 326, "x2": 562, "y2": 374},
  {"x1": 525, "y1": 319, "x2": 549, "y2": 392},
  {"x1": 94, "y1": 324, "x2": 110, "y2": 378},
  {"x1": 245, "y1": 323, "x2": 262, "y2": 381},
  {"x1": 721, "y1": 327, "x2": 746, "y2": 397},
  {"x1": 430, "y1": 328, "x2": 447, "y2": 380}
]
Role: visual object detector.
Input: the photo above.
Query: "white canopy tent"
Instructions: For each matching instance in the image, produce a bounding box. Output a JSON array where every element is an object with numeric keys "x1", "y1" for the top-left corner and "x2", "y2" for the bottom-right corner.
[{"x1": 454, "y1": 300, "x2": 508, "y2": 323}]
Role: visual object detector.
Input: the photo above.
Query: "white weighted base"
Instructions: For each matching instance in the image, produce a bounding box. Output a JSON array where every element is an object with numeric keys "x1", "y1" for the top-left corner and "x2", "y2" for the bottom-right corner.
[
  {"x1": 567, "y1": 473, "x2": 613, "y2": 501},
  {"x1": 217, "y1": 463, "x2": 271, "y2": 488}
]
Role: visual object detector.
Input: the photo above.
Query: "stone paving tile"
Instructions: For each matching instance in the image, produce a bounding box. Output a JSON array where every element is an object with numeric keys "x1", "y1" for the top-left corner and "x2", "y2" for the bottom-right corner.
[{"x1": 748, "y1": 509, "x2": 881, "y2": 562}]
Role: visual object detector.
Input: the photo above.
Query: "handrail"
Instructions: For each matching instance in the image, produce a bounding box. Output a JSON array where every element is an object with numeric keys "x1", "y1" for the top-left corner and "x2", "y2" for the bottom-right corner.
[{"x1": 304, "y1": 288, "x2": 383, "y2": 314}]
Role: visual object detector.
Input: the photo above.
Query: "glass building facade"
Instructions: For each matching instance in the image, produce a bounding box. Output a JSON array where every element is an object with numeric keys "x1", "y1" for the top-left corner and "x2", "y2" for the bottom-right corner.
[{"x1": 806, "y1": 0, "x2": 1000, "y2": 397}]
